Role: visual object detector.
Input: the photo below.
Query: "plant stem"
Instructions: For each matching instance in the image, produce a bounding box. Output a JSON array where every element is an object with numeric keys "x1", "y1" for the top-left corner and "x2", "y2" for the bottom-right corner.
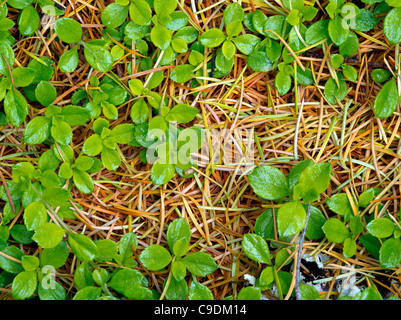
[{"x1": 295, "y1": 202, "x2": 312, "y2": 300}]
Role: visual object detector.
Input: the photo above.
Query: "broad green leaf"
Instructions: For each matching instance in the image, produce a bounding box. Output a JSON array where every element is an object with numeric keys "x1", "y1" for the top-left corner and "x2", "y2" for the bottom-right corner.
[
  {"x1": 242, "y1": 233, "x2": 272, "y2": 265},
  {"x1": 51, "y1": 119, "x2": 72, "y2": 145},
  {"x1": 167, "y1": 218, "x2": 191, "y2": 254},
  {"x1": 199, "y1": 28, "x2": 226, "y2": 48},
  {"x1": 322, "y1": 218, "x2": 351, "y2": 243},
  {"x1": 305, "y1": 19, "x2": 330, "y2": 45},
  {"x1": 384, "y1": 7, "x2": 401, "y2": 45},
  {"x1": 305, "y1": 206, "x2": 326, "y2": 240},
  {"x1": 277, "y1": 200, "x2": 306, "y2": 237},
  {"x1": 349, "y1": 215, "x2": 364, "y2": 235},
  {"x1": 55, "y1": 17, "x2": 83, "y2": 44},
  {"x1": 223, "y1": 2, "x2": 244, "y2": 26},
  {"x1": 358, "y1": 188, "x2": 375, "y2": 207},
  {"x1": 139, "y1": 244, "x2": 172, "y2": 270},
  {"x1": 352, "y1": 9, "x2": 378, "y2": 32},
  {"x1": 300, "y1": 284, "x2": 321, "y2": 300},
  {"x1": 24, "y1": 201, "x2": 47, "y2": 231},
  {"x1": 0, "y1": 246, "x2": 25, "y2": 273},
  {"x1": 343, "y1": 237, "x2": 357, "y2": 258},
  {"x1": 166, "y1": 11, "x2": 188, "y2": 31},
  {"x1": 324, "y1": 76, "x2": 347, "y2": 105},
  {"x1": 0, "y1": 40, "x2": 14, "y2": 76},
  {"x1": 130, "y1": 98, "x2": 148, "y2": 123},
  {"x1": 35, "y1": 81, "x2": 57, "y2": 107},
  {"x1": 293, "y1": 162, "x2": 331, "y2": 204},
  {"x1": 101, "y1": 147, "x2": 121, "y2": 171},
  {"x1": 164, "y1": 277, "x2": 188, "y2": 300},
  {"x1": 232, "y1": 34, "x2": 261, "y2": 55},
  {"x1": 248, "y1": 165, "x2": 289, "y2": 201},
  {"x1": 40, "y1": 241, "x2": 69, "y2": 269},
  {"x1": 12, "y1": 66, "x2": 36, "y2": 87},
  {"x1": 21, "y1": 256, "x2": 39, "y2": 271},
  {"x1": 129, "y1": 0, "x2": 152, "y2": 26},
  {"x1": 73, "y1": 286, "x2": 102, "y2": 300},
  {"x1": 118, "y1": 231, "x2": 138, "y2": 261},
  {"x1": 379, "y1": 237, "x2": 401, "y2": 269},
  {"x1": 84, "y1": 41, "x2": 114, "y2": 73},
  {"x1": 38, "y1": 279, "x2": 66, "y2": 300},
  {"x1": 83, "y1": 134, "x2": 103, "y2": 156},
  {"x1": 181, "y1": 252, "x2": 218, "y2": 276},
  {"x1": 93, "y1": 239, "x2": 117, "y2": 262},
  {"x1": 256, "y1": 266, "x2": 275, "y2": 289},
  {"x1": 339, "y1": 32, "x2": 359, "y2": 57},
  {"x1": 171, "y1": 260, "x2": 187, "y2": 280},
  {"x1": 366, "y1": 218, "x2": 396, "y2": 238},
  {"x1": 165, "y1": 104, "x2": 198, "y2": 123},
  {"x1": 58, "y1": 48, "x2": 79, "y2": 73},
  {"x1": 4, "y1": 90, "x2": 28, "y2": 126},
  {"x1": 68, "y1": 233, "x2": 98, "y2": 262},
  {"x1": 73, "y1": 170, "x2": 94, "y2": 194},
  {"x1": 326, "y1": 193, "x2": 354, "y2": 217},
  {"x1": 254, "y1": 209, "x2": 275, "y2": 240},
  {"x1": 154, "y1": 0, "x2": 177, "y2": 16},
  {"x1": 151, "y1": 24, "x2": 172, "y2": 50},
  {"x1": 342, "y1": 65, "x2": 358, "y2": 82},
  {"x1": 101, "y1": 3, "x2": 129, "y2": 29},
  {"x1": 371, "y1": 69, "x2": 392, "y2": 83},
  {"x1": 74, "y1": 261, "x2": 93, "y2": 290},
  {"x1": 151, "y1": 161, "x2": 175, "y2": 185},
  {"x1": 6, "y1": 0, "x2": 32, "y2": 9},
  {"x1": 32, "y1": 223, "x2": 65, "y2": 249},
  {"x1": 275, "y1": 70, "x2": 292, "y2": 96},
  {"x1": 11, "y1": 271, "x2": 37, "y2": 300},
  {"x1": 288, "y1": 159, "x2": 314, "y2": 193},
  {"x1": 18, "y1": 5, "x2": 40, "y2": 36},
  {"x1": 27, "y1": 56, "x2": 54, "y2": 84},
  {"x1": 108, "y1": 268, "x2": 148, "y2": 294},
  {"x1": 170, "y1": 65, "x2": 194, "y2": 84},
  {"x1": 237, "y1": 286, "x2": 261, "y2": 300},
  {"x1": 246, "y1": 51, "x2": 274, "y2": 72},
  {"x1": 188, "y1": 281, "x2": 213, "y2": 300},
  {"x1": 373, "y1": 78, "x2": 399, "y2": 119}
]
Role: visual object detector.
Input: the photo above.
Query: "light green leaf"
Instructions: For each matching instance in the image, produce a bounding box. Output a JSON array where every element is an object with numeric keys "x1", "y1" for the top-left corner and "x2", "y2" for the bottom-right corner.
[
  {"x1": 242, "y1": 233, "x2": 272, "y2": 265},
  {"x1": 139, "y1": 244, "x2": 172, "y2": 270},
  {"x1": 68, "y1": 233, "x2": 98, "y2": 262},
  {"x1": 277, "y1": 200, "x2": 306, "y2": 238},
  {"x1": 248, "y1": 165, "x2": 289, "y2": 201},
  {"x1": 55, "y1": 17, "x2": 82, "y2": 44}
]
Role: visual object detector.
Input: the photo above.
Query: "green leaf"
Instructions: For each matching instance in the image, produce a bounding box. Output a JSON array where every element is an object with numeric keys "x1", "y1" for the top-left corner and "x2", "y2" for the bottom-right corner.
[
  {"x1": 83, "y1": 134, "x2": 103, "y2": 156},
  {"x1": 6, "y1": 0, "x2": 32, "y2": 9},
  {"x1": 339, "y1": 32, "x2": 359, "y2": 57},
  {"x1": 324, "y1": 76, "x2": 347, "y2": 105},
  {"x1": 164, "y1": 277, "x2": 188, "y2": 300},
  {"x1": 277, "y1": 200, "x2": 306, "y2": 238},
  {"x1": 108, "y1": 268, "x2": 148, "y2": 294},
  {"x1": 58, "y1": 48, "x2": 79, "y2": 73},
  {"x1": 326, "y1": 193, "x2": 354, "y2": 217},
  {"x1": 118, "y1": 231, "x2": 138, "y2": 261},
  {"x1": 38, "y1": 279, "x2": 66, "y2": 300},
  {"x1": 32, "y1": 223, "x2": 65, "y2": 249},
  {"x1": 4, "y1": 89, "x2": 28, "y2": 127},
  {"x1": 35, "y1": 81, "x2": 57, "y2": 107},
  {"x1": 358, "y1": 188, "x2": 375, "y2": 207},
  {"x1": 130, "y1": 98, "x2": 148, "y2": 123},
  {"x1": 288, "y1": 159, "x2": 314, "y2": 193},
  {"x1": 343, "y1": 237, "x2": 357, "y2": 258},
  {"x1": 246, "y1": 51, "x2": 274, "y2": 72},
  {"x1": 248, "y1": 165, "x2": 289, "y2": 201},
  {"x1": 305, "y1": 19, "x2": 330, "y2": 45},
  {"x1": 265, "y1": 15, "x2": 288, "y2": 40},
  {"x1": 129, "y1": 0, "x2": 152, "y2": 26},
  {"x1": 68, "y1": 233, "x2": 98, "y2": 262},
  {"x1": 40, "y1": 241, "x2": 69, "y2": 269},
  {"x1": 223, "y1": 2, "x2": 244, "y2": 26},
  {"x1": 384, "y1": 8, "x2": 401, "y2": 45},
  {"x1": 73, "y1": 261, "x2": 93, "y2": 290},
  {"x1": 84, "y1": 41, "x2": 114, "y2": 73},
  {"x1": 165, "y1": 104, "x2": 198, "y2": 123},
  {"x1": 73, "y1": 286, "x2": 102, "y2": 300},
  {"x1": 170, "y1": 64, "x2": 194, "y2": 84},
  {"x1": 275, "y1": 70, "x2": 292, "y2": 96},
  {"x1": 373, "y1": 78, "x2": 399, "y2": 119},
  {"x1": 139, "y1": 244, "x2": 172, "y2": 270},
  {"x1": 188, "y1": 281, "x2": 213, "y2": 300},
  {"x1": 11, "y1": 271, "x2": 37, "y2": 300},
  {"x1": 0, "y1": 41, "x2": 14, "y2": 76},
  {"x1": 73, "y1": 170, "x2": 94, "y2": 194},
  {"x1": 371, "y1": 69, "x2": 392, "y2": 83},
  {"x1": 51, "y1": 119, "x2": 72, "y2": 145},
  {"x1": 151, "y1": 24, "x2": 172, "y2": 50},
  {"x1": 329, "y1": 17, "x2": 349, "y2": 46},
  {"x1": 101, "y1": 101, "x2": 118, "y2": 120},
  {"x1": 305, "y1": 206, "x2": 326, "y2": 240},
  {"x1": 154, "y1": 0, "x2": 177, "y2": 16},
  {"x1": 181, "y1": 252, "x2": 218, "y2": 276},
  {"x1": 101, "y1": 147, "x2": 121, "y2": 171},
  {"x1": 232, "y1": 34, "x2": 261, "y2": 55},
  {"x1": 242, "y1": 233, "x2": 272, "y2": 265},
  {"x1": 0, "y1": 246, "x2": 24, "y2": 273},
  {"x1": 27, "y1": 56, "x2": 54, "y2": 84},
  {"x1": 331, "y1": 54, "x2": 344, "y2": 69},
  {"x1": 342, "y1": 65, "x2": 358, "y2": 82},
  {"x1": 254, "y1": 209, "x2": 275, "y2": 240},
  {"x1": 101, "y1": 3, "x2": 129, "y2": 29},
  {"x1": 24, "y1": 201, "x2": 48, "y2": 231},
  {"x1": 367, "y1": 218, "x2": 396, "y2": 238},
  {"x1": 322, "y1": 218, "x2": 351, "y2": 243},
  {"x1": 352, "y1": 9, "x2": 378, "y2": 32},
  {"x1": 379, "y1": 237, "x2": 401, "y2": 269},
  {"x1": 151, "y1": 161, "x2": 175, "y2": 185},
  {"x1": 300, "y1": 284, "x2": 321, "y2": 300},
  {"x1": 12, "y1": 66, "x2": 36, "y2": 87},
  {"x1": 21, "y1": 256, "x2": 39, "y2": 271},
  {"x1": 171, "y1": 260, "x2": 187, "y2": 280},
  {"x1": 256, "y1": 266, "x2": 274, "y2": 289},
  {"x1": 237, "y1": 286, "x2": 261, "y2": 300},
  {"x1": 55, "y1": 17, "x2": 83, "y2": 44},
  {"x1": 349, "y1": 215, "x2": 364, "y2": 235},
  {"x1": 199, "y1": 28, "x2": 226, "y2": 48},
  {"x1": 167, "y1": 218, "x2": 191, "y2": 254},
  {"x1": 18, "y1": 5, "x2": 40, "y2": 36}
]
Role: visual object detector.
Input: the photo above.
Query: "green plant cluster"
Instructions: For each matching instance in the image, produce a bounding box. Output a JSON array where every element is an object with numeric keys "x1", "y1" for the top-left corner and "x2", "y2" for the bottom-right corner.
[{"x1": 1, "y1": 0, "x2": 401, "y2": 300}]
